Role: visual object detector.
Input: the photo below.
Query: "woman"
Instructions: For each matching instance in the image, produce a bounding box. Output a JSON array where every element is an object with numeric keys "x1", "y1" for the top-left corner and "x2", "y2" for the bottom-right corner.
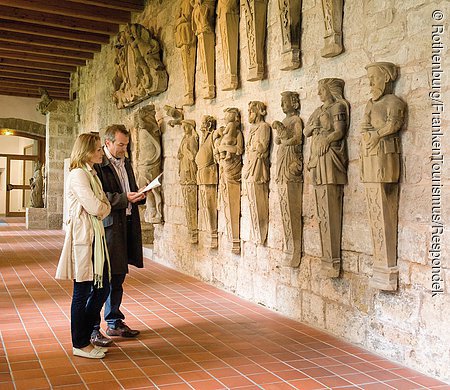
[{"x1": 56, "y1": 133, "x2": 111, "y2": 359}]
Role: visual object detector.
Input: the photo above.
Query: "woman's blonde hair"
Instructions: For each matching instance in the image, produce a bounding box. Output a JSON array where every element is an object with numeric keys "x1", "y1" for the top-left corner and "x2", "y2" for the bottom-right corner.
[{"x1": 69, "y1": 133, "x2": 101, "y2": 171}]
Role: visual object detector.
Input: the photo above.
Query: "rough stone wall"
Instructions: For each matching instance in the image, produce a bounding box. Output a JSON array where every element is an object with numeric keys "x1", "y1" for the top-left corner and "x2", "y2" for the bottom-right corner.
[{"x1": 75, "y1": 0, "x2": 450, "y2": 381}]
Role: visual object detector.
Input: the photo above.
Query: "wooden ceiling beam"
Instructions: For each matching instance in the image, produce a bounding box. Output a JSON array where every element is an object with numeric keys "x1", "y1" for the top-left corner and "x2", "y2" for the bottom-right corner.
[
  {"x1": 0, "y1": 58, "x2": 76, "y2": 73},
  {"x1": 0, "y1": 91, "x2": 70, "y2": 99},
  {"x1": 0, "y1": 64, "x2": 70, "y2": 80},
  {"x1": 0, "y1": 49, "x2": 86, "y2": 67},
  {"x1": 0, "y1": 41, "x2": 94, "y2": 60},
  {"x1": 0, "y1": 19, "x2": 110, "y2": 44},
  {"x1": 0, "y1": 76, "x2": 69, "y2": 88},
  {"x1": 0, "y1": 80, "x2": 69, "y2": 93},
  {"x1": 0, "y1": 30, "x2": 101, "y2": 53},
  {"x1": 0, "y1": 84, "x2": 69, "y2": 97},
  {"x1": 0, "y1": 71, "x2": 70, "y2": 85},
  {"x1": 68, "y1": 0, "x2": 144, "y2": 12},
  {"x1": 0, "y1": 6, "x2": 118, "y2": 35}
]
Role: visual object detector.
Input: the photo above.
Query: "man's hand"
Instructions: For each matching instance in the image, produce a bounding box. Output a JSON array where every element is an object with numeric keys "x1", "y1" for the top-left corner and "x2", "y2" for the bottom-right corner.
[{"x1": 127, "y1": 192, "x2": 146, "y2": 203}]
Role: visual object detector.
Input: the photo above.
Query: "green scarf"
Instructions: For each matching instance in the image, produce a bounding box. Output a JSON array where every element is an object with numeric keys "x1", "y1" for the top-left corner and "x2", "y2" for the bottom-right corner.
[{"x1": 81, "y1": 165, "x2": 111, "y2": 288}]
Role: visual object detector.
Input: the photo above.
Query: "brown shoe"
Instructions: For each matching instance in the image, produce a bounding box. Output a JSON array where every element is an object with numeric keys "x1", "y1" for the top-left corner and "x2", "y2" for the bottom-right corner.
[
  {"x1": 106, "y1": 321, "x2": 140, "y2": 338},
  {"x1": 90, "y1": 330, "x2": 113, "y2": 347}
]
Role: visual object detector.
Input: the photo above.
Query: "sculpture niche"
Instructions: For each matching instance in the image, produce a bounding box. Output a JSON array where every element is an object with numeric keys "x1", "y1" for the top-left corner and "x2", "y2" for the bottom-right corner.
[
  {"x1": 278, "y1": 0, "x2": 302, "y2": 70},
  {"x1": 192, "y1": 0, "x2": 216, "y2": 99},
  {"x1": 360, "y1": 62, "x2": 406, "y2": 291},
  {"x1": 214, "y1": 108, "x2": 244, "y2": 253},
  {"x1": 113, "y1": 24, "x2": 168, "y2": 109},
  {"x1": 272, "y1": 92, "x2": 303, "y2": 266},
  {"x1": 218, "y1": 0, "x2": 239, "y2": 90},
  {"x1": 242, "y1": 0, "x2": 268, "y2": 81},
  {"x1": 195, "y1": 115, "x2": 219, "y2": 248},
  {"x1": 29, "y1": 161, "x2": 44, "y2": 208},
  {"x1": 304, "y1": 78, "x2": 349, "y2": 277},
  {"x1": 243, "y1": 101, "x2": 271, "y2": 245},
  {"x1": 175, "y1": 0, "x2": 197, "y2": 106},
  {"x1": 131, "y1": 105, "x2": 163, "y2": 224},
  {"x1": 321, "y1": 0, "x2": 344, "y2": 58}
]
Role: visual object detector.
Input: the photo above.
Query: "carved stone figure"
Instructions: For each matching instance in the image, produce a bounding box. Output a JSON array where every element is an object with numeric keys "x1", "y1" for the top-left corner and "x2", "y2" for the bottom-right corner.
[
  {"x1": 218, "y1": 0, "x2": 239, "y2": 90},
  {"x1": 112, "y1": 23, "x2": 168, "y2": 108},
  {"x1": 36, "y1": 88, "x2": 54, "y2": 115},
  {"x1": 195, "y1": 115, "x2": 218, "y2": 248},
  {"x1": 178, "y1": 119, "x2": 199, "y2": 243},
  {"x1": 175, "y1": 0, "x2": 197, "y2": 105},
  {"x1": 192, "y1": 0, "x2": 216, "y2": 99},
  {"x1": 272, "y1": 91, "x2": 303, "y2": 266},
  {"x1": 243, "y1": 101, "x2": 271, "y2": 244},
  {"x1": 278, "y1": 0, "x2": 302, "y2": 70},
  {"x1": 214, "y1": 108, "x2": 244, "y2": 253},
  {"x1": 131, "y1": 105, "x2": 163, "y2": 224},
  {"x1": 304, "y1": 78, "x2": 349, "y2": 277},
  {"x1": 29, "y1": 161, "x2": 44, "y2": 208},
  {"x1": 321, "y1": 0, "x2": 344, "y2": 58},
  {"x1": 242, "y1": 0, "x2": 268, "y2": 81},
  {"x1": 360, "y1": 62, "x2": 406, "y2": 291},
  {"x1": 164, "y1": 105, "x2": 184, "y2": 127}
]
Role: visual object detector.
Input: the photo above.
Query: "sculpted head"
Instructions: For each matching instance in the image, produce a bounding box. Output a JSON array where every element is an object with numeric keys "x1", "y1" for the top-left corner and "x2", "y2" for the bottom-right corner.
[
  {"x1": 248, "y1": 101, "x2": 267, "y2": 124},
  {"x1": 318, "y1": 78, "x2": 345, "y2": 103},
  {"x1": 224, "y1": 107, "x2": 240, "y2": 124},
  {"x1": 281, "y1": 91, "x2": 300, "y2": 115},
  {"x1": 200, "y1": 115, "x2": 216, "y2": 134},
  {"x1": 365, "y1": 62, "x2": 398, "y2": 100}
]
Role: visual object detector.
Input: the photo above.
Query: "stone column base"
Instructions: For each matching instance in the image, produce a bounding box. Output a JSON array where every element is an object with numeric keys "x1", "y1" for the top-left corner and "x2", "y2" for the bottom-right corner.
[{"x1": 26, "y1": 208, "x2": 48, "y2": 230}]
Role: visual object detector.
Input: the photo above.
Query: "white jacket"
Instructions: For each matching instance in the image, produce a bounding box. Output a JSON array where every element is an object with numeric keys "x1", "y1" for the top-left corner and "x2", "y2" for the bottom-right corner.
[{"x1": 55, "y1": 166, "x2": 111, "y2": 282}]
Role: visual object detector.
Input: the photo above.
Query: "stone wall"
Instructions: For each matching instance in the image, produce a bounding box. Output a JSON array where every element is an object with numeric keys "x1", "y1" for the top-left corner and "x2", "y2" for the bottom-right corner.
[{"x1": 74, "y1": 0, "x2": 450, "y2": 381}]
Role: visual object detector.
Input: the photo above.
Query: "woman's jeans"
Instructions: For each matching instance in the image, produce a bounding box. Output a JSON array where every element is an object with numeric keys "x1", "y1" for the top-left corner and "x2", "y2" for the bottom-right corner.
[{"x1": 71, "y1": 262, "x2": 110, "y2": 348}]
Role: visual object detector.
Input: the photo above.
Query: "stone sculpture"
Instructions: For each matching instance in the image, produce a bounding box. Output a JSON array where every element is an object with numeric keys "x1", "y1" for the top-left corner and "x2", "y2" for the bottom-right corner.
[
  {"x1": 178, "y1": 119, "x2": 199, "y2": 243},
  {"x1": 242, "y1": 0, "x2": 268, "y2": 81},
  {"x1": 175, "y1": 0, "x2": 197, "y2": 105},
  {"x1": 36, "y1": 88, "x2": 54, "y2": 115},
  {"x1": 112, "y1": 23, "x2": 168, "y2": 108},
  {"x1": 217, "y1": 0, "x2": 239, "y2": 90},
  {"x1": 360, "y1": 62, "x2": 406, "y2": 291},
  {"x1": 192, "y1": 0, "x2": 216, "y2": 99},
  {"x1": 243, "y1": 101, "x2": 271, "y2": 244},
  {"x1": 164, "y1": 105, "x2": 184, "y2": 127},
  {"x1": 29, "y1": 161, "x2": 44, "y2": 208},
  {"x1": 214, "y1": 108, "x2": 244, "y2": 253},
  {"x1": 304, "y1": 78, "x2": 349, "y2": 277},
  {"x1": 321, "y1": 0, "x2": 344, "y2": 58},
  {"x1": 195, "y1": 115, "x2": 218, "y2": 248},
  {"x1": 131, "y1": 105, "x2": 163, "y2": 224},
  {"x1": 272, "y1": 91, "x2": 303, "y2": 266},
  {"x1": 278, "y1": 0, "x2": 302, "y2": 70}
]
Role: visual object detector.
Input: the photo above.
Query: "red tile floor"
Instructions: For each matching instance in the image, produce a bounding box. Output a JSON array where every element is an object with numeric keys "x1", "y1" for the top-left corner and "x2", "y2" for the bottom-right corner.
[{"x1": 0, "y1": 217, "x2": 448, "y2": 390}]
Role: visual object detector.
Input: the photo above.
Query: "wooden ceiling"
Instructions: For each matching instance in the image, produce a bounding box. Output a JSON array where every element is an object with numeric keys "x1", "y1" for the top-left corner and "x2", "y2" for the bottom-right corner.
[{"x1": 0, "y1": 0, "x2": 145, "y2": 100}]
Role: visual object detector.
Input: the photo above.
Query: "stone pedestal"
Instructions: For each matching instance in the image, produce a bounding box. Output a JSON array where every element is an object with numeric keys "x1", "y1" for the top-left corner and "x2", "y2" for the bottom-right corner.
[{"x1": 26, "y1": 207, "x2": 48, "y2": 230}]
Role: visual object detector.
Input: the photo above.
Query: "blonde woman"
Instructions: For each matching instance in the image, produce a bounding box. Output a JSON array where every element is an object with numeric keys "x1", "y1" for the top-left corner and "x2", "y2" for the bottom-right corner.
[{"x1": 56, "y1": 133, "x2": 111, "y2": 359}]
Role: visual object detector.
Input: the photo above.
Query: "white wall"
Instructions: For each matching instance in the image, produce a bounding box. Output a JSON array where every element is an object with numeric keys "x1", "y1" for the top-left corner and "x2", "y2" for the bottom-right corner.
[{"x1": 0, "y1": 95, "x2": 46, "y2": 125}]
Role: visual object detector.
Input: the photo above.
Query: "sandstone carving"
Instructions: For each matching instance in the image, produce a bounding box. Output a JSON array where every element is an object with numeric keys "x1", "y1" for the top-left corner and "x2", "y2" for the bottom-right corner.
[
  {"x1": 178, "y1": 119, "x2": 199, "y2": 243},
  {"x1": 195, "y1": 115, "x2": 218, "y2": 248},
  {"x1": 214, "y1": 108, "x2": 244, "y2": 253},
  {"x1": 131, "y1": 105, "x2": 163, "y2": 224},
  {"x1": 112, "y1": 23, "x2": 168, "y2": 109},
  {"x1": 304, "y1": 78, "x2": 349, "y2": 277},
  {"x1": 192, "y1": 0, "x2": 216, "y2": 99},
  {"x1": 29, "y1": 161, "x2": 44, "y2": 208},
  {"x1": 36, "y1": 88, "x2": 55, "y2": 115},
  {"x1": 278, "y1": 0, "x2": 302, "y2": 70},
  {"x1": 360, "y1": 62, "x2": 406, "y2": 291},
  {"x1": 321, "y1": 0, "x2": 344, "y2": 58},
  {"x1": 272, "y1": 91, "x2": 303, "y2": 266},
  {"x1": 218, "y1": 0, "x2": 239, "y2": 90},
  {"x1": 242, "y1": 0, "x2": 268, "y2": 81},
  {"x1": 164, "y1": 105, "x2": 184, "y2": 127},
  {"x1": 243, "y1": 101, "x2": 271, "y2": 245},
  {"x1": 175, "y1": 0, "x2": 197, "y2": 106}
]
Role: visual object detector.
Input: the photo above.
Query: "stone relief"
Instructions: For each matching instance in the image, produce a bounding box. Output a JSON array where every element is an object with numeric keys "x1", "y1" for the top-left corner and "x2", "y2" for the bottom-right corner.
[
  {"x1": 242, "y1": 0, "x2": 268, "y2": 81},
  {"x1": 272, "y1": 91, "x2": 303, "y2": 266},
  {"x1": 195, "y1": 115, "x2": 219, "y2": 248},
  {"x1": 131, "y1": 105, "x2": 163, "y2": 224},
  {"x1": 321, "y1": 0, "x2": 344, "y2": 58},
  {"x1": 112, "y1": 23, "x2": 168, "y2": 109},
  {"x1": 175, "y1": 0, "x2": 197, "y2": 106},
  {"x1": 36, "y1": 88, "x2": 55, "y2": 115},
  {"x1": 217, "y1": 0, "x2": 239, "y2": 90},
  {"x1": 192, "y1": 0, "x2": 216, "y2": 99},
  {"x1": 278, "y1": 0, "x2": 302, "y2": 70},
  {"x1": 29, "y1": 161, "x2": 44, "y2": 208},
  {"x1": 360, "y1": 62, "x2": 406, "y2": 291},
  {"x1": 243, "y1": 101, "x2": 271, "y2": 245},
  {"x1": 214, "y1": 108, "x2": 244, "y2": 253},
  {"x1": 304, "y1": 78, "x2": 349, "y2": 277}
]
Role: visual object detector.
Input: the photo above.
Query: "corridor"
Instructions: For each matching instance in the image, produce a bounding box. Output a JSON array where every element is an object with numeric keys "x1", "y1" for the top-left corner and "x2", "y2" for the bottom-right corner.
[{"x1": 0, "y1": 218, "x2": 448, "y2": 390}]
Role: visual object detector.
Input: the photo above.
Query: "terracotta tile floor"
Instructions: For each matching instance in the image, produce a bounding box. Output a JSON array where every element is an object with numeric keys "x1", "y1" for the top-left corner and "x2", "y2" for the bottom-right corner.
[{"x1": 0, "y1": 217, "x2": 449, "y2": 390}]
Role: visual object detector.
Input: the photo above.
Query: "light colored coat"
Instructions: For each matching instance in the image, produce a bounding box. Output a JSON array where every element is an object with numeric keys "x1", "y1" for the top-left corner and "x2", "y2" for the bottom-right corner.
[{"x1": 55, "y1": 166, "x2": 111, "y2": 282}]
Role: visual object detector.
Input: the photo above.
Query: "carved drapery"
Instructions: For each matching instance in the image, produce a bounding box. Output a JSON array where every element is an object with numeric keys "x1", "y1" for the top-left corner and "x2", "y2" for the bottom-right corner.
[{"x1": 278, "y1": 0, "x2": 302, "y2": 70}]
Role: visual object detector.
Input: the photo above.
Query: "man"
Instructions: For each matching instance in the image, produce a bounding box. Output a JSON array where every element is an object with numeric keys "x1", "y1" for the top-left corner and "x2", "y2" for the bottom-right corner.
[{"x1": 91, "y1": 124, "x2": 146, "y2": 346}]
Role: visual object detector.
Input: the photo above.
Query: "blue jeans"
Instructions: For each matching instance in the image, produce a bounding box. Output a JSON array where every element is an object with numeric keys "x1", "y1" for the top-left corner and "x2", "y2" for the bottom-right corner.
[{"x1": 71, "y1": 263, "x2": 110, "y2": 348}]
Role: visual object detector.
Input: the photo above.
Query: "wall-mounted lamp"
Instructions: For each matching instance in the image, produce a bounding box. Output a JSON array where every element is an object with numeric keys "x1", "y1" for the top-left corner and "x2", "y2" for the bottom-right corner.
[{"x1": 1, "y1": 129, "x2": 14, "y2": 136}]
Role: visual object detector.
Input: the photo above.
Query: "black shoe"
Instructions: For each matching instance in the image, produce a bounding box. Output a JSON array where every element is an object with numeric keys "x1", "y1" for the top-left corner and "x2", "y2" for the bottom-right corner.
[
  {"x1": 106, "y1": 321, "x2": 140, "y2": 338},
  {"x1": 90, "y1": 329, "x2": 113, "y2": 347}
]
